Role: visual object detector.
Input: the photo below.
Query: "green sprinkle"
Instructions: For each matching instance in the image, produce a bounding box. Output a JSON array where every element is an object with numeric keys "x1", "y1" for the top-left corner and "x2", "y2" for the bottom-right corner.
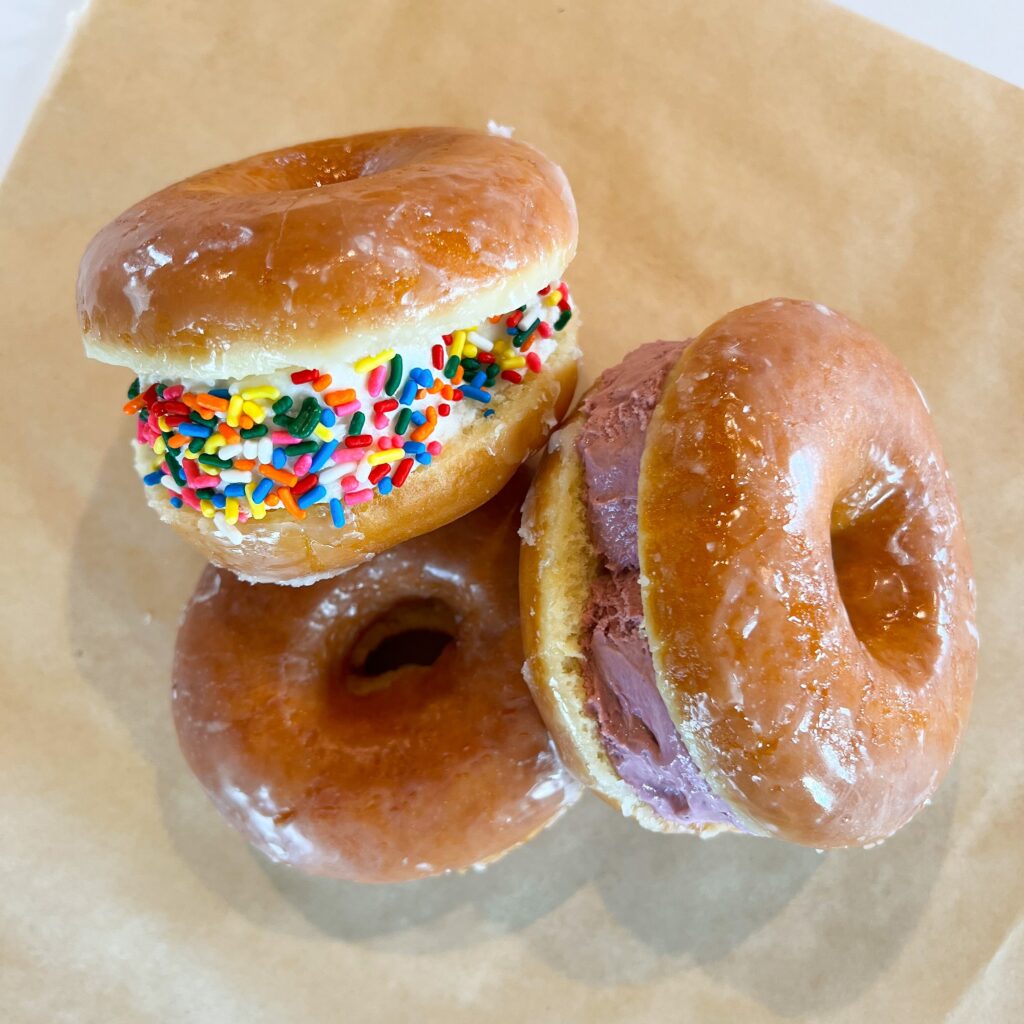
[
  {"x1": 291, "y1": 397, "x2": 322, "y2": 438},
  {"x1": 347, "y1": 411, "x2": 366, "y2": 436},
  {"x1": 514, "y1": 318, "x2": 541, "y2": 347},
  {"x1": 139, "y1": 409, "x2": 150, "y2": 422},
  {"x1": 188, "y1": 437, "x2": 206, "y2": 454},
  {"x1": 485, "y1": 362, "x2": 501, "y2": 381},
  {"x1": 164, "y1": 450, "x2": 186, "y2": 487},
  {"x1": 195, "y1": 487, "x2": 216, "y2": 500},
  {"x1": 394, "y1": 407, "x2": 412, "y2": 435},
  {"x1": 240, "y1": 424, "x2": 269, "y2": 438},
  {"x1": 554, "y1": 309, "x2": 572, "y2": 332},
  {"x1": 155, "y1": 383, "x2": 166, "y2": 398},
  {"x1": 461, "y1": 357, "x2": 481, "y2": 373},
  {"x1": 198, "y1": 453, "x2": 226, "y2": 468},
  {"x1": 284, "y1": 440, "x2": 318, "y2": 456},
  {"x1": 189, "y1": 410, "x2": 210, "y2": 426},
  {"x1": 385, "y1": 354, "x2": 404, "y2": 396},
  {"x1": 127, "y1": 378, "x2": 141, "y2": 400},
  {"x1": 272, "y1": 396, "x2": 293, "y2": 415},
  {"x1": 443, "y1": 355, "x2": 460, "y2": 379}
]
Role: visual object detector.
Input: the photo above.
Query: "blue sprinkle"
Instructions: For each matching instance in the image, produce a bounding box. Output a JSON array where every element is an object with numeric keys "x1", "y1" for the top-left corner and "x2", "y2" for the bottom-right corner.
[
  {"x1": 223, "y1": 483, "x2": 246, "y2": 497},
  {"x1": 410, "y1": 411, "x2": 427, "y2": 426},
  {"x1": 142, "y1": 470, "x2": 163, "y2": 486},
  {"x1": 483, "y1": 409, "x2": 495, "y2": 418},
  {"x1": 252, "y1": 476, "x2": 274, "y2": 504},
  {"x1": 403, "y1": 441, "x2": 426, "y2": 455},
  {"x1": 377, "y1": 477, "x2": 393, "y2": 496},
  {"x1": 506, "y1": 325, "x2": 519, "y2": 335},
  {"x1": 416, "y1": 452, "x2": 432, "y2": 466},
  {"x1": 272, "y1": 447, "x2": 287, "y2": 469},
  {"x1": 297, "y1": 485, "x2": 327, "y2": 510},
  {"x1": 470, "y1": 371, "x2": 486, "y2": 388},
  {"x1": 169, "y1": 495, "x2": 183, "y2": 508},
  {"x1": 320, "y1": 406, "x2": 337, "y2": 427},
  {"x1": 399, "y1": 379, "x2": 418, "y2": 405},
  {"x1": 329, "y1": 497, "x2": 345, "y2": 528},
  {"x1": 309, "y1": 439, "x2": 338, "y2": 474},
  {"x1": 410, "y1": 368, "x2": 433, "y2": 387},
  {"x1": 460, "y1": 385, "x2": 491, "y2": 403},
  {"x1": 211, "y1": 493, "x2": 227, "y2": 509},
  {"x1": 209, "y1": 388, "x2": 231, "y2": 399},
  {"x1": 177, "y1": 422, "x2": 212, "y2": 438}
]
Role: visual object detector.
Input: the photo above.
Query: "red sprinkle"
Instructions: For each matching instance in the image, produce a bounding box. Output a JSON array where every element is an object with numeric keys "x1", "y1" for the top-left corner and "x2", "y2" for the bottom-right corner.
[
  {"x1": 438, "y1": 403, "x2": 450, "y2": 417},
  {"x1": 537, "y1": 321, "x2": 553, "y2": 339},
  {"x1": 344, "y1": 434, "x2": 373, "y2": 448},
  {"x1": 368, "y1": 464, "x2": 389, "y2": 485},
  {"x1": 373, "y1": 398, "x2": 398, "y2": 414},
  {"x1": 506, "y1": 310, "x2": 523, "y2": 328},
  {"x1": 432, "y1": 344, "x2": 445, "y2": 369},
  {"x1": 452, "y1": 389, "x2": 464, "y2": 402},
  {"x1": 290, "y1": 369, "x2": 318, "y2": 384},
  {"x1": 501, "y1": 370, "x2": 523, "y2": 384},
  {"x1": 442, "y1": 334, "x2": 453, "y2": 345},
  {"x1": 292, "y1": 473, "x2": 320, "y2": 497},
  {"x1": 538, "y1": 285, "x2": 551, "y2": 295},
  {"x1": 427, "y1": 441, "x2": 442, "y2": 455},
  {"x1": 477, "y1": 351, "x2": 496, "y2": 364},
  {"x1": 526, "y1": 351, "x2": 542, "y2": 373},
  {"x1": 392, "y1": 458, "x2": 414, "y2": 487}
]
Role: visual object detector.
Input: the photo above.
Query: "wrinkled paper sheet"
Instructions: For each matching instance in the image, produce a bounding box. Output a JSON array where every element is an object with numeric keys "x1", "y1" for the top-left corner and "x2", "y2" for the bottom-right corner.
[{"x1": 1, "y1": 1, "x2": 1021, "y2": 1020}]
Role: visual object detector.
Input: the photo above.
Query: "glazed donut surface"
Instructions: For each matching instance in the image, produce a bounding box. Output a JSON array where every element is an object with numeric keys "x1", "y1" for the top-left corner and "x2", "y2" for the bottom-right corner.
[
  {"x1": 79, "y1": 127, "x2": 578, "y2": 378},
  {"x1": 639, "y1": 299, "x2": 977, "y2": 847},
  {"x1": 172, "y1": 475, "x2": 578, "y2": 881}
]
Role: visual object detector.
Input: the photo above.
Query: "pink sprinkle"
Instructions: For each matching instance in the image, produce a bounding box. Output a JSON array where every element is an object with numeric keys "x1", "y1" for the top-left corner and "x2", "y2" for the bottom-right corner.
[
  {"x1": 427, "y1": 441, "x2": 442, "y2": 455},
  {"x1": 341, "y1": 475, "x2": 360, "y2": 492},
  {"x1": 272, "y1": 431, "x2": 299, "y2": 445},
  {"x1": 162, "y1": 384, "x2": 185, "y2": 400},
  {"x1": 136, "y1": 419, "x2": 148, "y2": 443},
  {"x1": 237, "y1": 508, "x2": 250, "y2": 523},
  {"x1": 179, "y1": 488, "x2": 201, "y2": 511},
  {"x1": 344, "y1": 488, "x2": 373, "y2": 506},
  {"x1": 332, "y1": 449, "x2": 362, "y2": 466},
  {"x1": 294, "y1": 454, "x2": 313, "y2": 476},
  {"x1": 367, "y1": 364, "x2": 387, "y2": 397},
  {"x1": 332, "y1": 400, "x2": 360, "y2": 417},
  {"x1": 373, "y1": 414, "x2": 390, "y2": 432},
  {"x1": 390, "y1": 435, "x2": 404, "y2": 447}
]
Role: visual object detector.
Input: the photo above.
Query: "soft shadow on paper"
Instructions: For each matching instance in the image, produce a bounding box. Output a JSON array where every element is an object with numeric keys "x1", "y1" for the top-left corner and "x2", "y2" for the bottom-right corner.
[{"x1": 69, "y1": 435, "x2": 956, "y2": 1018}]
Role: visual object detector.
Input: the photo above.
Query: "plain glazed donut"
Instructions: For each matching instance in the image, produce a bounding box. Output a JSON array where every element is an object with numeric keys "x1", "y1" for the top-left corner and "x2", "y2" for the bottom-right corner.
[
  {"x1": 79, "y1": 128, "x2": 579, "y2": 583},
  {"x1": 521, "y1": 299, "x2": 977, "y2": 848},
  {"x1": 172, "y1": 474, "x2": 579, "y2": 881}
]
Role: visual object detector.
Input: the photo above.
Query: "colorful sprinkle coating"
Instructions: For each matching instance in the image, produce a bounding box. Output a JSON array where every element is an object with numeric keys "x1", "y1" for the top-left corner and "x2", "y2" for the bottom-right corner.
[{"x1": 126, "y1": 281, "x2": 573, "y2": 544}]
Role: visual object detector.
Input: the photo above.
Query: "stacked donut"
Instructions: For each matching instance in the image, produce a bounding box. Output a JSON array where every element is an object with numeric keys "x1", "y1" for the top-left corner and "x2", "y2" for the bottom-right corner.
[{"x1": 80, "y1": 128, "x2": 977, "y2": 880}]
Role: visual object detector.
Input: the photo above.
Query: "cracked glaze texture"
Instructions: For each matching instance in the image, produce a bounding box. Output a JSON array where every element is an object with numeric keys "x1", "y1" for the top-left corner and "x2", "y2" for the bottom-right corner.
[
  {"x1": 172, "y1": 474, "x2": 578, "y2": 881},
  {"x1": 639, "y1": 299, "x2": 977, "y2": 847},
  {"x1": 78, "y1": 127, "x2": 577, "y2": 377}
]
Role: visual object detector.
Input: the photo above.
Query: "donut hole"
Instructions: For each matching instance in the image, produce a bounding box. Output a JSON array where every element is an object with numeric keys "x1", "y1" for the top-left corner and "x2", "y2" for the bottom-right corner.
[
  {"x1": 342, "y1": 598, "x2": 458, "y2": 695},
  {"x1": 831, "y1": 482, "x2": 941, "y2": 677}
]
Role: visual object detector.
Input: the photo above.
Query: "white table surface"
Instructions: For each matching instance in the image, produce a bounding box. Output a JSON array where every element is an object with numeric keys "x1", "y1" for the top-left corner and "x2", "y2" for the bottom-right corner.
[{"x1": 1, "y1": 1, "x2": 1020, "y2": 180}]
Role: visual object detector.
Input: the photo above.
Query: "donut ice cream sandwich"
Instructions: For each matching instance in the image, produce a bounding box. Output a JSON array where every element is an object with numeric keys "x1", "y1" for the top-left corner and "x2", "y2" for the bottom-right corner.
[
  {"x1": 78, "y1": 127, "x2": 579, "y2": 584},
  {"x1": 521, "y1": 299, "x2": 977, "y2": 848}
]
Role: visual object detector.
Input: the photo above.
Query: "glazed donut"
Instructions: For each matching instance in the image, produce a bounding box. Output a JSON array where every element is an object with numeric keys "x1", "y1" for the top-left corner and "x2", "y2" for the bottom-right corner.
[
  {"x1": 521, "y1": 299, "x2": 977, "y2": 848},
  {"x1": 79, "y1": 127, "x2": 579, "y2": 583},
  {"x1": 172, "y1": 474, "x2": 579, "y2": 881}
]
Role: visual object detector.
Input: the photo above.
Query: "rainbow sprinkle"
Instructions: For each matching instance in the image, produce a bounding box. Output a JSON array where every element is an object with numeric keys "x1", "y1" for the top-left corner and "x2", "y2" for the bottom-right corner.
[{"x1": 125, "y1": 281, "x2": 573, "y2": 544}]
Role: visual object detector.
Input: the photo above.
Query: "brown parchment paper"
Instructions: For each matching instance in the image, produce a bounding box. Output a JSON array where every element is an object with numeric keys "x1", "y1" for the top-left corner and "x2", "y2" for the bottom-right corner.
[{"x1": 1, "y1": 1, "x2": 1022, "y2": 1020}]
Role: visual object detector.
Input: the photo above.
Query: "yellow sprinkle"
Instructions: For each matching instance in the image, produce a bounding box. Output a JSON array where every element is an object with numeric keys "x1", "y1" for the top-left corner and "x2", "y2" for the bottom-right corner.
[
  {"x1": 544, "y1": 290, "x2": 563, "y2": 306},
  {"x1": 224, "y1": 497, "x2": 239, "y2": 525},
  {"x1": 313, "y1": 423, "x2": 334, "y2": 442},
  {"x1": 501, "y1": 355, "x2": 526, "y2": 370},
  {"x1": 354, "y1": 348, "x2": 396, "y2": 373},
  {"x1": 244, "y1": 483, "x2": 267, "y2": 520},
  {"x1": 367, "y1": 448, "x2": 405, "y2": 466},
  {"x1": 199, "y1": 499, "x2": 215, "y2": 519},
  {"x1": 203, "y1": 434, "x2": 226, "y2": 454},
  {"x1": 241, "y1": 400, "x2": 266, "y2": 423},
  {"x1": 183, "y1": 449, "x2": 201, "y2": 461},
  {"x1": 153, "y1": 436, "x2": 167, "y2": 455},
  {"x1": 240, "y1": 385, "x2": 280, "y2": 401},
  {"x1": 493, "y1": 339, "x2": 509, "y2": 355},
  {"x1": 450, "y1": 330, "x2": 466, "y2": 358},
  {"x1": 463, "y1": 342, "x2": 478, "y2": 359},
  {"x1": 157, "y1": 416, "x2": 169, "y2": 432},
  {"x1": 226, "y1": 394, "x2": 244, "y2": 427}
]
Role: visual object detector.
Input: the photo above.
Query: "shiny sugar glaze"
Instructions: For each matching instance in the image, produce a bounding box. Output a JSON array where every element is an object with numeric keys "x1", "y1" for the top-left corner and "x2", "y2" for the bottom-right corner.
[
  {"x1": 639, "y1": 298, "x2": 977, "y2": 848},
  {"x1": 172, "y1": 473, "x2": 578, "y2": 881}
]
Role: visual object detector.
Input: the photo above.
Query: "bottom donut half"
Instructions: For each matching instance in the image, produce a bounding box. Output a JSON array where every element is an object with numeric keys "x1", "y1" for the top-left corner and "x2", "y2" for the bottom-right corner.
[{"x1": 173, "y1": 472, "x2": 580, "y2": 882}]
